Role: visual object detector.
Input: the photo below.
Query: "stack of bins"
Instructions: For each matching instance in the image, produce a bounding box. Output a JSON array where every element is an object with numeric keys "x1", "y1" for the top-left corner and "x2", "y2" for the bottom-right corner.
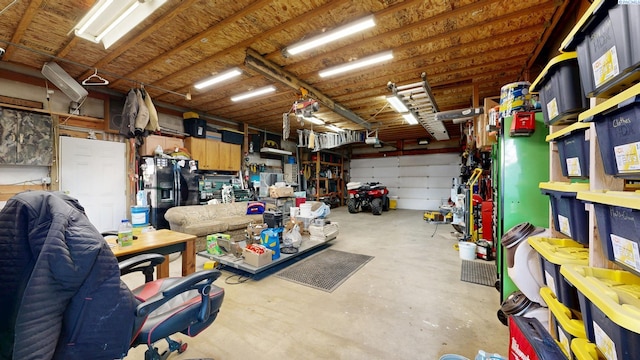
[
  {"x1": 529, "y1": 237, "x2": 589, "y2": 359},
  {"x1": 539, "y1": 182, "x2": 590, "y2": 245},
  {"x1": 561, "y1": 265, "x2": 640, "y2": 360}
]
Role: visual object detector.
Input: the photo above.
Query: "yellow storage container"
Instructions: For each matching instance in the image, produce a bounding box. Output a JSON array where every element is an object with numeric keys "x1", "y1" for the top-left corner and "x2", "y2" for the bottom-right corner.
[
  {"x1": 529, "y1": 236, "x2": 588, "y2": 312},
  {"x1": 577, "y1": 190, "x2": 640, "y2": 276},
  {"x1": 540, "y1": 287, "x2": 587, "y2": 359},
  {"x1": 561, "y1": 265, "x2": 640, "y2": 360},
  {"x1": 571, "y1": 338, "x2": 605, "y2": 360}
]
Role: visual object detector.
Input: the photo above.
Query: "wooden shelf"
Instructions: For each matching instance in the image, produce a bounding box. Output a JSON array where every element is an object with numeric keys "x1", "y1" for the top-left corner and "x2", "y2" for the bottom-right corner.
[{"x1": 303, "y1": 150, "x2": 345, "y2": 206}]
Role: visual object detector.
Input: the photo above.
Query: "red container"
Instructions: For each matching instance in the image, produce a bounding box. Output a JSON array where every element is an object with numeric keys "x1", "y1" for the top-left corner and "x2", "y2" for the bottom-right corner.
[
  {"x1": 295, "y1": 197, "x2": 306, "y2": 207},
  {"x1": 482, "y1": 201, "x2": 493, "y2": 241},
  {"x1": 510, "y1": 111, "x2": 536, "y2": 137}
]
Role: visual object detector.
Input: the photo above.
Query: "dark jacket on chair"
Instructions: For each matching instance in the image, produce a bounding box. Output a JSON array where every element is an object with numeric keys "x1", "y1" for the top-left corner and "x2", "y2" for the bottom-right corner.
[{"x1": 0, "y1": 191, "x2": 138, "y2": 360}]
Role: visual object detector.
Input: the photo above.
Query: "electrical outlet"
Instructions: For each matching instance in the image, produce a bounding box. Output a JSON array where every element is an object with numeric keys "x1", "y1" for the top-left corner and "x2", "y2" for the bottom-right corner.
[{"x1": 41, "y1": 177, "x2": 51, "y2": 185}]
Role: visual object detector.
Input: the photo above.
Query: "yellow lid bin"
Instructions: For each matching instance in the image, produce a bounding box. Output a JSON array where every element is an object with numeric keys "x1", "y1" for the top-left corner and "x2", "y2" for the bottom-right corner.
[
  {"x1": 577, "y1": 190, "x2": 640, "y2": 276},
  {"x1": 540, "y1": 287, "x2": 587, "y2": 359},
  {"x1": 539, "y1": 182, "x2": 590, "y2": 244},
  {"x1": 571, "y1": 338, "x2": 606, "y2": 360},
  {"x1": 545, "y1": 122, "x2": 591, "y2": 179},
  {"x1": 561, "y1": 265, "x2": 640, "y2": 360},
  {"x1": 529, "y1": 236, "x2": 588, "y2": 312}
]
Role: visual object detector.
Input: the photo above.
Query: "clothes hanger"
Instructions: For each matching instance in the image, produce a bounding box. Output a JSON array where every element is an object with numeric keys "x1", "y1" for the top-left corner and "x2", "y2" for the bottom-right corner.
[{"x1": 82, "y1": 68, "x2": 109, "y2": 86}]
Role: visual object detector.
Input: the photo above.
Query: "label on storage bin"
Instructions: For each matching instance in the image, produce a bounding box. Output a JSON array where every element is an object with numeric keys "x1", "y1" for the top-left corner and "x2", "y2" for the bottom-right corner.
[
  {"x1": 594, "y1": 321, "x2": 617, "y2": 360},
  {"x1": 558, "y1": 215, "x2": 572, "y2": 238},
  {"x1": 558, "y1": 327, "x2": 570, "y2": 358},
  {"x1": 547, "y1": 98, "x2": 559, "y2": 120},
  {"x1": 592, "y1": 46, "x2": 620, "y2": 88},
  {"x1": 614, "y1": 142, "x2": 640, "y2": 172},
  {"x1": 610, "y1": 234, "x2": 640, "y2": 272},
  {"x1": 544, "y1": 270, "x2": 557, "y2": 296},
  {"x1": 566, "y1": 157, "x2": 582, "y2": 177}
]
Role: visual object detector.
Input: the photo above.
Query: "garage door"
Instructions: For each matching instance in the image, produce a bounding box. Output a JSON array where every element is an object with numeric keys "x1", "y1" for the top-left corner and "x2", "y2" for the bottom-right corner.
[{"x1": 349, "y1": 153, "x2": 460, "y2": 210}]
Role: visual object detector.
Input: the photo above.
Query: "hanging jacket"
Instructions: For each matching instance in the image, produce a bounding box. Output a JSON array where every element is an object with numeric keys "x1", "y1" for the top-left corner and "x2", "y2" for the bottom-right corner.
[
  {"x1": 120, "y1": 89, "x2": 138, "y2": 138},
  {"x1": 134, "y1": 89, "x2": 149, "y2": 135},
  {"x1": 0, "y1": 191, "x2": 138, "y2": 360},
  {"x1": 142, "y1": 89, "x2": 160, "y2": 132}
]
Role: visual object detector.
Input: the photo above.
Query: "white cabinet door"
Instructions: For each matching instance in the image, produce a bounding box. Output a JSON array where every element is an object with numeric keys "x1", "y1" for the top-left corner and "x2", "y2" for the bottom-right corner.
[{"x1": 59, "y1": 137, "x2": 126, "y2": 232}]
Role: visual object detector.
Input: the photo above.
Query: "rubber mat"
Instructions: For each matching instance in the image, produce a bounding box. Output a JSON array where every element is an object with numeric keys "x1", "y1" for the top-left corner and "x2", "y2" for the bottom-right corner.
[
  {"x1": 275, "y1": 249, "x2": 373, "y2": 292},
  {"x1": 460, "y1": 260, "x2": 497, "y2": 287}
]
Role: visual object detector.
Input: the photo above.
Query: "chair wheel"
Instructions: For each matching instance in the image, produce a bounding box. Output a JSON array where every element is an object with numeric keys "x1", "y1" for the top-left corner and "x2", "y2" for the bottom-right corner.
[{"x1": 178, "y1": 342, "x2": 188, "y2": 354}]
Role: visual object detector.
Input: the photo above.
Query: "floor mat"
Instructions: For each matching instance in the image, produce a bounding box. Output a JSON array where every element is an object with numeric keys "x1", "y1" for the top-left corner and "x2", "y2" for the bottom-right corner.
[
  {"x1": 460, "y1": 260, "x2": 497, "y2": 287},
  {"x1": 275, "y1": 249, "x2": 374, "y2": 292}
]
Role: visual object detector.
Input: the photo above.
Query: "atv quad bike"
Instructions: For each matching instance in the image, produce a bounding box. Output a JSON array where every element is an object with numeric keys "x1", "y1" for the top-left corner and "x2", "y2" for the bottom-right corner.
[{"x1": 346, "y1": 182, "x2": 390, "y2": 215}]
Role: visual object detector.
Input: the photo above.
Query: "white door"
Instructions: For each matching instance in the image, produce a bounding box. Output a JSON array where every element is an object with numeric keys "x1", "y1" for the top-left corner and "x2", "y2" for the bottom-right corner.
[
  {"x1": 350, "y1": 153, "x2": 460, "y2": 210},
  {"x1": 59, "y1": 137, "x2": 126, "y2": 232}
]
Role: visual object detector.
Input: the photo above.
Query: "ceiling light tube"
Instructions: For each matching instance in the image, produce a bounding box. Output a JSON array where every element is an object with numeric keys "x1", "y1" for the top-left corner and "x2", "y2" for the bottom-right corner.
[
  {"x1": 386, "y1": 95, "x2": 408, "y2": 113},
  {"x1": 95, "y1": 1, "x2": 140, "y2": 42},
  {"x1": 286, "y1": 15, "x2": 376, "y2": 56},
  {"x1": 326, "y1": 124, "x2": 344, "y2": 132},
  {"x1": 303, "y1": 116, "x2": 325, "y2": 125},
  {"x1": 194, "y1": 67, "x2": 242, "y2": 90},
  {"x1": 77, "y1": 0, "x2": 114, "y2": 35},
  {"x1": 402, "y1": 112, "x2": 419, "y2": 125},
  {"x1": 231, "y1": 85, "x2": 276, "y2": 102},
  {"x1": 318, "y1": 50, "x2": 393, "y2": 78}
]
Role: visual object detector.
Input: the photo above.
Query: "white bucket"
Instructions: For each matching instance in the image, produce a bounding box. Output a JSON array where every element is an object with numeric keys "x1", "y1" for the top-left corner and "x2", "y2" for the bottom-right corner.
[
  {"x1": 290, "y1": 207, "x2": 299, "y2": 218},
  {"x1": 299, "y1": 203, "x2": 313, "y2": 217},
  {"x1": 458, "y1": 242, "x2": 477, "y2": 261}
]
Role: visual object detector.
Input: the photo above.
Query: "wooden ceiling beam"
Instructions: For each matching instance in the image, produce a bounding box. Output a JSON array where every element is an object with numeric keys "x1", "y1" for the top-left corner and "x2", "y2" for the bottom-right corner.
[{"x1": 4, "y1": 0, "x2": 43, "y2": 61}]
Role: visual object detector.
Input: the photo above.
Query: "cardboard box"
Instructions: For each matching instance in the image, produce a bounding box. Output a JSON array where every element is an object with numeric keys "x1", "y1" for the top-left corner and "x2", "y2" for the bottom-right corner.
[
  {"x1": 242, "y1": 247, "x2": 273, "y2": 267},
  {"x1": 269, "y1": 186, "x2": 294, "y2": 198}
]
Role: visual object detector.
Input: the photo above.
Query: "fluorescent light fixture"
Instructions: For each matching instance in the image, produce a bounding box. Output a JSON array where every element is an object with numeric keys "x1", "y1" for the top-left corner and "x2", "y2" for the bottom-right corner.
[
  {"x1": 302, "y1": 116, "x2": 325, "y2": 125},
  {"x1": 194, "y1": 68, "x2": 242, "y2": 90},
  {"x1": 326, "y1": 124, "x2": 344, "y2": 132},
  {"x1": 418, "y1": 139, "x2": 429, "y2": 145},
  {"x1": 402, "y1": 112, "x2": 419, "y2": 125},
  {"x1": 318, "y1": 50, "x2": 393, "y2": 78},
  {"x1": 286, "y1": 15, "x2": 376, "y2": 56},
  {"x1": 74, "y1": 0, "x2": 169, "y2": 49},
  {"x1": 230, "y1": 85, "x2": 276, "y2": 102},
  {"x1": 260, "y1": 147, "x2": 292, "y2": 156},
  {"x1": 386, "y1": 95, "x2": 408, "y2": 112}
]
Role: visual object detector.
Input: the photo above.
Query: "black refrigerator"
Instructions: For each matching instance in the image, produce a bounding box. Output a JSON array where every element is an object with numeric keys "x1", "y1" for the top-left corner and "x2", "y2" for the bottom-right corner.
[{"x1": 140, "y1": 157, "x2": 200, "y2": 229}]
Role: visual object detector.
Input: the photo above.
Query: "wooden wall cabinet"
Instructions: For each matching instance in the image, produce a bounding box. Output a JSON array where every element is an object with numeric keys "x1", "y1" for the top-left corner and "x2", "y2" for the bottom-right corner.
[
  {"x1": 139, "y1": 134, "x2": 184, "y2": 156},
  {"x1": 185, "y1": 137, "x2": 241, "y2": 171}
]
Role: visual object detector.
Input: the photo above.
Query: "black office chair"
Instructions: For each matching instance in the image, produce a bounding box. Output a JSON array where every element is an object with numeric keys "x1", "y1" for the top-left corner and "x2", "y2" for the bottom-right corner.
[{"x1": 0, "y1": 191, "x2": 224, "y2": 360}]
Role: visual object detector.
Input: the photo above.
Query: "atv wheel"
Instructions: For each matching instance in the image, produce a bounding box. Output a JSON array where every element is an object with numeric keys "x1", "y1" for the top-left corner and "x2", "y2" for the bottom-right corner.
[
  {"x1": 382, "y1": 196, "x2": 390, "y2": 211},
  {"x1": 371, "y1": 198, "x2": 383, "y2": 215},
  {"x1": 347, "y1": 198, "x2": 358, "y2": 213}
]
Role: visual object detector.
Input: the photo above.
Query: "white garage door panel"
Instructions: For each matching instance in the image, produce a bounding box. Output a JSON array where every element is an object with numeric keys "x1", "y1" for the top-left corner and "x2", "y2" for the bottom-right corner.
[
  {"x1": 399, "y1": 153, "x2": 459, "y2": 166},
  {"x1": 398, "y1": 199, "x2": 443, "y2": 211},
  {"x1": 399, "y1": 176, "x2": 453, "y2": 188},
  {"x1": 350, "y1": 167, "x2": 375, "y2": 179},
  {"x1": 399, "y1": 165, "x2": 458, "y2": 177},
  {"x1": 396, "y1": 188, "x2": 449, "y2": 199},
  {"x1": 373, "y1": 166, "x2": 398, "y2": 178},
  {"x1": 353, "y1": 157, "x2": 398, "y2": 168}
]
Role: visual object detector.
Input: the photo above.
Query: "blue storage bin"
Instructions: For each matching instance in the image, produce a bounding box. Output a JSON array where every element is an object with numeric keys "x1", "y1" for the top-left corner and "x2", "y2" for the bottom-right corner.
[
  {"x1": 546, "y1": 122, "x2": 591, "y2": 179},
  {"x1": 539, "y1": 182, "x2": 590, "y2": 245}
]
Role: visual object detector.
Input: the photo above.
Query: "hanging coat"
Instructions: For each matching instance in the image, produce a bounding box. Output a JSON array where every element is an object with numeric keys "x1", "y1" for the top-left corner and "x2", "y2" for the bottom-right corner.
[
  {"x1": 134, "y1": 89, "x2": 149, "y2": 135},
  {"x1": 142, "y1": 89, "x2": 160, "y2": 132},
  {"x1": 119, "y1": 89, "x2": 138, "y2": 138}
]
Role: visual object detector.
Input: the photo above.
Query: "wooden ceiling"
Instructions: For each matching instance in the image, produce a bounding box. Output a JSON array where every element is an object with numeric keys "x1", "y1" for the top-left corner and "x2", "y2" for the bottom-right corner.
[{"x1": 0, "y1": 0, "x2": 570, "y2": 145}]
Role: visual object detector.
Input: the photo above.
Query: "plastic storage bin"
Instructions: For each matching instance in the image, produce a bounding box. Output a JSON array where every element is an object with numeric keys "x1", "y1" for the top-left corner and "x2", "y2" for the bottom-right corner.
[
  {"x1": 528, "y1": 236, "x2": 589, "y2": 312},
  {"x1": 560, "y1": 0, "x2": 640, "y2": 97},
  {"x1": 539, "y1": 182, "x2": 590, "y2": 244},
  {"x1": 220, "y1": 129, "x2": 243, "y2": 144},
  {"x1": 579, "y1": 83, "x2": 640, "y2": 179},
  {"x1": 546, "y1": 122, "x2": 591, "y2": 179},
  {"x1": 508, "y1": 316, "x2": 566, "y2": 360},
  {"x1": 571, "y1": 339, "x2": 606, "y2": 360},
  {"x1": 561, "y1": 265, "x2": 640, "y2": 360},
  {"x1": 263, "y1": 210, "x2": 283, "y2": 228},
  {"x1": 577, "y1": 190, "x2": 640, "y2": 275},
  {"x1": 530, "y1": 53, "x2": 588, "y2": 125},
  {"x1": 540, "y1": 287, "x2": 587, "y2": 359},
  {"x1": 183, "y1": 118, "x2": 206, "y2": 138}
]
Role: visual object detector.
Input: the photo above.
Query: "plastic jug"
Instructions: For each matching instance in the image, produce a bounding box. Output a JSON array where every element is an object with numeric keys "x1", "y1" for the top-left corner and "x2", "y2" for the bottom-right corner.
[
  {"x1": 475, "y1": 350, "x2": 506, "y2": 360},
  {"x1": 118, "y1": 219, "x2": 133, "y2": 247}
]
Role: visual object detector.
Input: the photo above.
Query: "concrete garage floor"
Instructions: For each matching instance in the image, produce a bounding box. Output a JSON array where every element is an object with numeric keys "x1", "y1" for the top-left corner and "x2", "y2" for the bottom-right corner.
[{"x1": 124, "y1": 207, "x2": 508, "y2": 360}]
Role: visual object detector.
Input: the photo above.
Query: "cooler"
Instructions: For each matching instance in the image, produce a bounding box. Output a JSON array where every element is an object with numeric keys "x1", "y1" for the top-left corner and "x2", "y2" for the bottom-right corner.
[
  {"x1": 539, "y1": 182, "x2": 590, "y2": 244},
  {"x1": 579, "y1": 83, "x2": 640, "y2": 179},
  {"x1": 528, "y1": 236, "x2": 589, "y2": 312},
  {"x1": 561, "y1": 265, "x2": 640, "y2": 360},
  {"x1": 540, "y1": 287, "x2": 587, "y2": 360},
  {"x1": 530, "y1": 53, "x2": 587, "y2": 125},
  {"x1": 577, "y1": 190, "x2": 640, "y2": 276},
  {"x1": 560, "y1": 0, "x2": 640, "y2": 98},
  {"x1": 546, "y1": 122, "x2": 591, "y2": 179},
  {"x1": 508, "y1": 316, "x2": 567, "y2": 360}
]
